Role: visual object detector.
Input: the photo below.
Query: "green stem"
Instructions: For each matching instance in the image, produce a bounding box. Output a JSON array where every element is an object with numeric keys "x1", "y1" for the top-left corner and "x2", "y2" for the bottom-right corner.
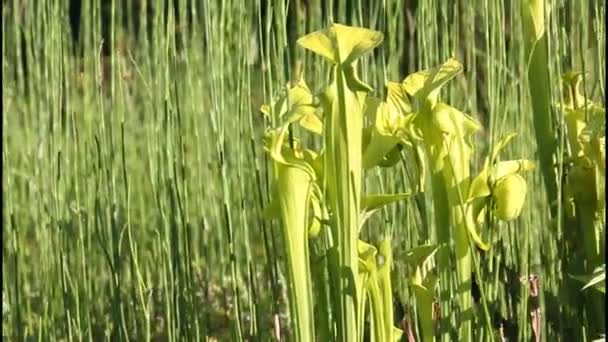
[
  {"x1": 277, "y1": 165, "x2": 316, "y2": 342},
  {"x1": 379, "y1": 238, "x2": 395, "y2": 341},
  {"x1": 429, "y1": 171, "x2": 452, "y2": 341},
  {"x1": 578, "y1": 203, "x2": 601, "y2": 272},
  {"x1": 368, "y1": 277, "x2": 386, "y2": 342},
  {"x1": 444, "y1": 162, "x2": 472, "y2": 341},
  {"x1": 453, "y1": 217, "x2": 472, "y2": 341},
  {"x1": 413, "y1": 284, "x2": 435, "y2": 342},
  {"x1": 311, "y1": 241, "x2": 332, "y2": 341},
  {"x1": 577, "y1": 203, "x2": 605, "y2": 333},
  {"x1": 439, "y1": 135, "x2": 475, "y2": 341},
  {"x1": 522, "y1": 1, "x2": 559, "y2": 217},
  {"x1": 424, "y1": 135, "x2": 473, "y2": 341},
  {"x1": 323, "y1": 64, "x2": 364, "y2": 342},
  {"x1": 284, "y1": 235, "x2": 315, "y2": 342}
]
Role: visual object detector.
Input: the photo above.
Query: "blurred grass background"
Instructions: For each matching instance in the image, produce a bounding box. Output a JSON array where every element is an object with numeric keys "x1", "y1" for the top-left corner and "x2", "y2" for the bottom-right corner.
[{"x1": 2, "y1": 0, "x2": 605, "y2": 341}]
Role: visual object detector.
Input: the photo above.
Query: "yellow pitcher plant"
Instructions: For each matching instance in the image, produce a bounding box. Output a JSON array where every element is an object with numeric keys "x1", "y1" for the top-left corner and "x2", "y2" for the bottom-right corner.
[
  {"x1": 261, "y1": 24, "x2": 535, "y2": 342},
  {"x1": 401, "y1": 58, "x2": 482, "y2": 341},
  {"x1": 557, "y1": 71, "x2": 605, "y2": 328},
  {"x1": 262, "y1": 24, "x2": 410, "y2": 342}
]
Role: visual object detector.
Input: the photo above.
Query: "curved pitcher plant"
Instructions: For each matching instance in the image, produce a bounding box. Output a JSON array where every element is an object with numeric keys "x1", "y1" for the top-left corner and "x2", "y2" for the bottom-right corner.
[{"x1": 262, "y1": 127, "x2": 321, "y2": 342}]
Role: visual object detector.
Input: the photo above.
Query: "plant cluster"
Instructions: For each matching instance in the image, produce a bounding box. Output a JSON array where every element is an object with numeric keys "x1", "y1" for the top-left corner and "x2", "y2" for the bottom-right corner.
[
  {"x1": 522, "y1": 1, "x2": 605, "y2": 339},
  {"x1": 262, "y1": 23, "x2": 535, "y2": 342}
]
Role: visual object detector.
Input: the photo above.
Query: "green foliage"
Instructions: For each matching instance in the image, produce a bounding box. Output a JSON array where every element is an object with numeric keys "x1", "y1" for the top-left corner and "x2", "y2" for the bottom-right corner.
[
  {"x1": 264, "y1": 23, "x2": 538, "y2": 341},
  {"x1": 263, "y1": 23, "x2": 409, "y2": 342}
]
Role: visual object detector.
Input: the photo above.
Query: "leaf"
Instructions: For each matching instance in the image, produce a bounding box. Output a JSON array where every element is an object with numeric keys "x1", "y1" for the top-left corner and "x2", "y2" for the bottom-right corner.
[
  {"x1": 392, "y1": 327, "x2": 404, "y2": 342},
  {"x1": 562, "y1": 72, "x2": 588, "y2": 109},
  {"x1": 362, "y1": 91, "x2": 415, "y2": 169},
  {"x1": 386, "y1": 81, "x2": 412, "y2": 114},
  {"x1": 489, "y1": 133, "x2": 518, "y2": 164},
  {"x1": 377, "y1": 145, "x2": 403, "y2": 168},
  {"x1": 269, "y1": 140, "x2": 318, "y2": 341},
  {"x1": 359, "y1": 193, "x2": 410, "y2": 230},
  {"x1": 413, "y1": 101, "x2": 480, "y2": 177},
  {"x1": 468, "y1": 168, "x2": 491, "y2": 201},
  {"x1": 359, "y1": 210, "x2": 378, "y2": 229},
  {"x1": 524, "y1": 0, "x2": 546, "y2": 42},
  {"x1": 264, "y1": 126, "x2": 292, "y2": 165},
  {"x1": 465, "y1": 215, "x2": 491, "y2": 251},
  {"x1": 413, "y1": 144, "x2": 427, "y2": 193},
  {"x1": 582, "y1": 273, "x2": 605, "y2": 292},
  {"x1": 403, "y1": 244, "x2": 439, "y2": 267},
  {"x1": 491, "y1": 160, "x2": 536, "y2": 183},
  {"x1": 260, "y1": 79, "x2": 322, "y2": 135},
  {"x1": 431, "y1": 102, "x2": 481, "y2": 140},
  {"x1": 358, "y1": 240, "x2": 378, "y2": 273},
  {"x1": 334, "y1": 24, "x2": 384, "y2": 64},
  {"x1": 260, "y1": 104, "x2": 272, "y2": 118},
  {"x1": 522, "y1": 0, "x2": 549, "y2": 59},
  {"x1": 362, "y1": 130, "x2": 401, "y2": 169},
  {"x1": 263, "y1": 130, "x2": 325, "y2": 237},
  {"x1": 307, "y1": 150, "x2": 325, "y2": 183},
  {"x1": 297, "y1": 31, "x2": 335, "y2": 63},
  {"x1": 572, "y1": 265, "x2": 606, "y2": 293},
  {"x1": 263, "y1": 127, "x2": 317, "y2": 178},
  {"x1": 362, "y1": 97, "x2": 399, "y2": 168},
  {"x1": 297, "y1": 23, "x2": 383, "y2": 65},
  {"x1": 377, "y1": 236, "x2": 393, "y2": 276},
  {"x1": 289, "y1": 78, "x2": 314, "y2": 105},
  {"x1": 361, "y1": 193, "x2": 410, "y2": 212},
  {"x1": 411, "y1": 281, "x2": 434, "y2": 298},
  {"x1": 295, "y1": 110, "x2": 323, "y2": 135},
  {"x1": 465, "y1": 175, "x2": 493, "y2": 249},
  {"x1": 410, "y1": 283, "x2": 435, "y2": 342},
  {"x1": 422, "y1": 272, "x2": 438, "y2": 290},
  {"x1": 466, "y1": 196, "x2": 489, "y2": 225},
  {"x1": 373, "y1": 97, "x2": 399, "y2": 136},
  {"x1": 308, "y1": 192, "x2": 325, "y2": 238},
  {"x1": 402, "y1": 58, "x2": 463, "y2": 108}
]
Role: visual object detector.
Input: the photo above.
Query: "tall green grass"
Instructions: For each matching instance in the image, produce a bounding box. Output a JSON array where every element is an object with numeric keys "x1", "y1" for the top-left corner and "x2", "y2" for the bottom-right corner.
[{"x1": 2, "y1": 0, "x2": 604, "y2": 341}]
